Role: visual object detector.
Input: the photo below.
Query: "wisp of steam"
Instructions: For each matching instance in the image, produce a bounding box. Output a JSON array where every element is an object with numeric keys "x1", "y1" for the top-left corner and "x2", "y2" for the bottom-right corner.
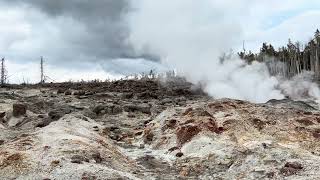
[{"x1": 130, "y1": 0, "x2": 320, "y2": 103}]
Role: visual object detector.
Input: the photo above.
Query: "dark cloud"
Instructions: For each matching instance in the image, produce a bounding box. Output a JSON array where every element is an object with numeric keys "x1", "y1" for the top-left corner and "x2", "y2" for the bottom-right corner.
[{"x1": 2, "y1": 0, "x2": 159, "y2": 63}]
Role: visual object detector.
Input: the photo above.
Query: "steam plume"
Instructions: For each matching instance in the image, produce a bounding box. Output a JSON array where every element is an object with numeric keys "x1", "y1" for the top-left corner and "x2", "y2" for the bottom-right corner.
[{"x1": 130, "y1": 0, "x2": 320, "y2": 103}]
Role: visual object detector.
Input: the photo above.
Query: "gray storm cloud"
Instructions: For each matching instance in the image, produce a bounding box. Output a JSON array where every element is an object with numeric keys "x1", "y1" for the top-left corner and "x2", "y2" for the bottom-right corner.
[{"x1": 1, "y1": 0, "x2": 159, "y2": 64}]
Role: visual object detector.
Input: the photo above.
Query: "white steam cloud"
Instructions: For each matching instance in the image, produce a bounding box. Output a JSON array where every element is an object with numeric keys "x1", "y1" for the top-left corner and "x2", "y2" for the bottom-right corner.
[
  {"x1": 202, "y1": 57, "x2": 284, "y2": 102},
  {"x1": 279, "y1": 72, "x2": 320, "y2": 103},
  {"x1": 130, "y1": 0, "x2": 320, "y2": 103}
]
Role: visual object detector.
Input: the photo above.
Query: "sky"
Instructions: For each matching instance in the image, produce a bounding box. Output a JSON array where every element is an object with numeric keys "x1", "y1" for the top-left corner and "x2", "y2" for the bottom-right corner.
[{"x1": 0, "y1": 0, "x2": 320, "y2": 83}]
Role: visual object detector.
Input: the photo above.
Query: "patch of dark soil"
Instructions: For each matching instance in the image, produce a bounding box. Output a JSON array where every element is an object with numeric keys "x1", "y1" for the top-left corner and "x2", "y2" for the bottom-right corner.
[
  {"x1": 13, "y1": 103, "x2": 27, "y2": 117},
  {"x1": 296, "y1": 118, "x2": 315, "y2": 126},
  {"x1": 137, "y1": 155, "x2": 171, "y2": 170},
  {"x1": 71, "y1": 155, "x2": 89, "y2": 164},
  {"x1": 251, "y1": 118, "x2": 266, "y2": 130},
  {"x1": 29, "y1": 100, "x2": 54, "y2": 114},
  {"x1": 280, "y1": 162, "x2": 303, "y2": 176}
]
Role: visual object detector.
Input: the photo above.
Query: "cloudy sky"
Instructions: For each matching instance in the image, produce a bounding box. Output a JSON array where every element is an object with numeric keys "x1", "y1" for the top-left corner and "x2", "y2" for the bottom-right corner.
[{"x1": 0, "y1": 0, "x2": 320, "y2": 83}]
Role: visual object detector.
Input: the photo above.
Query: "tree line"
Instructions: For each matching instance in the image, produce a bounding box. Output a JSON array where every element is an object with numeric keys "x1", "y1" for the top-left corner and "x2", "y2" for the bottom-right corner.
[{"x1": 239, "y1": 29, "x2": 320, "y2": 78}]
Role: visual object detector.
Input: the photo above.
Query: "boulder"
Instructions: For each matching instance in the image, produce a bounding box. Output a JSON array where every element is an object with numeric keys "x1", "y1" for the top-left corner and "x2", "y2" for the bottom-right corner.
[
  {"x1": 48, "y1": 107, "x2": 72, "y2": 120},
  {"x1": 92, "y1": 105, "x2": 105, "y2": 115},
  {"x1": 124, "y1": 104, "x2": 151, "y2": 114},
  {"x1": 112, "y1": 105, "x2": 123, "y2": 114},
  {"x1": 0, "y1": 112, "x2": 5, "y2": 120},
  {"x1": 57, "y1": 89, "x2": 65, "y2": 94},
  {"x1": 92, "y1": 104, "x2": 123, "y2": 115},
  {"x1": 74, "y1": 90, "x2": 86, "y2": 96},
  {"x1": 91, "y1": 152, "x2": 103, "y2": 163},
  {"x1": 64, "y1": 90, "x2": 72, "y2": 95},
  {"x1": 77, "y1": 96, "x2": 89, "y2": 99},
  {"x1": 70, "y1": 155, "x2": 89, "y2": 164},
  {"x1": 176, "y1": 125, "x2": 201, "y2": 146},
  {"x1": 175, "y1": 152, "x2": 184, "y2": 157},
  {"x1": 137, "y1": 91, "x2": 158, "y2": 99},
  {"x1": 280, "y1": 162, "x2": 303, "y2": 176},
  {"x1": 121, "y1": 92, "x2": 134, "y2": 99},
  {"x1": 85, "y1": 91, "x2": 94, "y2": 96},
  {"x1": 37, "y1": 107, "x2": 73, "y2": 128},
  {"x1": 160, "y1": 98, "x2": 173, "y2": 105},
  {"x1": 12, "y1": 103, "x2": 27, "y2": 117},
  {"x1": 143, "y1": 127, "x2": 154, "y2": 144}
]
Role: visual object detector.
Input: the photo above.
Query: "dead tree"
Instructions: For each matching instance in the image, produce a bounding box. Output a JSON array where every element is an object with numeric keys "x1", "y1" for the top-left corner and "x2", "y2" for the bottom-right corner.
[
  {"x1": 1, "y1": 58, "x2": 6, "y2": 86},
  {"x1": 40, "y1": 56, "x2": 45, "y2": 84},
  {"x1": 240, "y1": 29, "x2": 320, "y2": 80}
]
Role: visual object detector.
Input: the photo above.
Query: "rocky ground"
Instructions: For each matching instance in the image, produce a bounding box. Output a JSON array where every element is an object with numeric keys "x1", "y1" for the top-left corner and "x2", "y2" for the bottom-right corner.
[{"x1": 1, "y1": 79, "x2": 320, "y2": 179}]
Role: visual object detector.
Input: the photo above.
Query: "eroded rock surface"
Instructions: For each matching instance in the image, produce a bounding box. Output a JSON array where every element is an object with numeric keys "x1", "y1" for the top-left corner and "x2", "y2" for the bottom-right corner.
[{"x1": 0, "y1": 80, "x2": 320, "y2": 179}]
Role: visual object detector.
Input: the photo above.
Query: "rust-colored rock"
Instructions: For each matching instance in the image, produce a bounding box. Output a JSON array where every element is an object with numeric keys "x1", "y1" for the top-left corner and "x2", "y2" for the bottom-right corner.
[
  {"x1": 179, "y1": 167, "x2": 190, "y2": 177},
  {"x1": 143, "y1": 127, "x2": 154, "y2": 144},
  {"x1": 315, "y1": 117, "x2": 320, "y2": 123},
  {"x1": 223, "y1": 119, "x2": 237, "y2": 130},
  {"x1": 0, "y1": 153, "x2": 24, "y2": 168},
  {"x1": 312, "y1": 129, "x2": 320, "y2": 138},
  {"x1": 176, "y1": 125, "x2": 201, "y2": 146},
  {"x1": 208, "y1": 101, "x2": 239, "y2": 111},
  {"x1": 51, "y1": 160, "x2": 60, "y2": 167},
  {"x1": 201, "y1": 118, "x2": 218, "y2": 133},
  {"x1": 166, "y1": 119, "x2": 177, "y2": 128},
  {"x1": 297, "y1": 118, "x2": 315, "y2": 126},
  {"x1": 187, "y1": 108, "x2": 213, "y2": 117},
  {"x1": 303, "y1": 111, "x2": 313, "y2": 115},
  {"x1": 182, "y1": 107, "x2": 193, "y2": 116},
  {"x1": 251, "y1": 118, "x2": 266, "y2": 130}
]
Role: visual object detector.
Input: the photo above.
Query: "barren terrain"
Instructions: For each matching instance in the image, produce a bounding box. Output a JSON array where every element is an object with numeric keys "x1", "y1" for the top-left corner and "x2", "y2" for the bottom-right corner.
[{"x1": 1, "y1": 79, "x2": 320, "y2": 179}]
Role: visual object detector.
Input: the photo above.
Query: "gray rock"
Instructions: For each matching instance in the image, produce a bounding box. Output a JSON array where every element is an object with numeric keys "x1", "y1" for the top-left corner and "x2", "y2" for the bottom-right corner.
[
  {"x1": 124, "y1": 103, "x2": 151, "y2": 114},
  {"x1": 13, "y1": 103, "x2": 27, "y2": 117},
  {"x1": 70, "y1": 155, "x2": 89, "y2": 164},
  {"x1": 266, "y1": 99, "x2": 317, "y2": 111},
  {"x1": 93, "y1": 104, "x2": 122, "y2": 115},
  {"x1": 64, "y1": 90, "x2": 72, "y2": 95},
  {"x1": 37, "y1": 107, "x2": 73, "y2": 128},
  {"x1": 160, "y1": 98, "x2": 173, "y2": 105},
  {"x1": 77, "y1": 96, "x2": 89, "y2": 99},
  {"x1": 73, "y1": 90, "x2": 86, "y2": 96},
  {"x1": 57, "y1": 89, "x2": 65, "y2": 94},
  {"x1": 48, "y1": 107, "x2": 72, "y2": 121},
  {"x1": 112, "y1": 105, "x2": 123, "y2": 114},
  {"x1": 121, "y1": 92, "x2": 134, "y2": 99},
  {"x1": 0, "y1": 112, "x2": 5, "y2": 119},
  {"x1": 92, "y1": 105, "x2": 105, "y2": 114},
  {"x1": 91, "y1": 152, "x2": 103, "y2": 163},
  {"x1": 85, "y1": 91, "x2": 94, "y2": 96}
]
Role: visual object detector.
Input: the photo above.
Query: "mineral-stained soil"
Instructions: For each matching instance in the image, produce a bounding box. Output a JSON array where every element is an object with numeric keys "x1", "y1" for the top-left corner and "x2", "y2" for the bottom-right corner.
[{"x1": 0, "y1": 79, "x2": 320, "y2": 179}]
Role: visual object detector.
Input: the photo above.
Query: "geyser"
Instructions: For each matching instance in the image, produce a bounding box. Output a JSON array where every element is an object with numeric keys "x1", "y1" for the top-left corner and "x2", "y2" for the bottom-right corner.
[{"x1": 129, "y1": 0, "x2": 320, "y2": 103}]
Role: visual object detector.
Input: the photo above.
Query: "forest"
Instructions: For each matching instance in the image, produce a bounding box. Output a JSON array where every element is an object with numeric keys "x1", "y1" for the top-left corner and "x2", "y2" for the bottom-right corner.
[{"x1": 239, "y1": 29, "x2": 320, "y2": 79}]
